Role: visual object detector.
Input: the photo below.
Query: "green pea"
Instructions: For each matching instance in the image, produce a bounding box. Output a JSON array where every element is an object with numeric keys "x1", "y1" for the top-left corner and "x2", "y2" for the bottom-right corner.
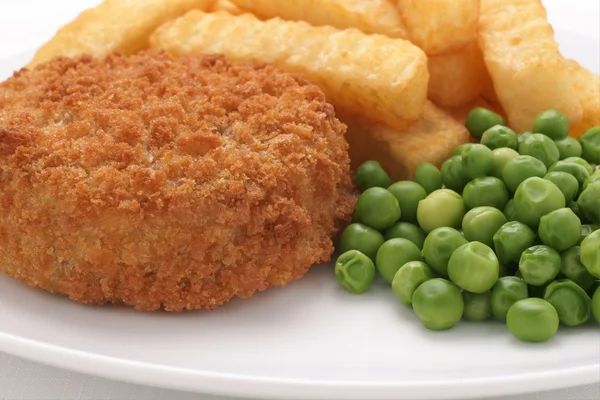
[
  {"x1": 514, "y1": 177, "x2": 565, "y2": 227},
  {"x1": 502, "y1": 155, "x2": 547, "y2": 192},
  {"x1": 577, "y1": 183, "x2": 600, "y2": 224},
  {"x1": 592, "y1": 286, "x2": 600, "y2": 323},
  {"x1": 570, "y1": 202, "x2": 589, "y2": 224},
  {"x1": 581, "y1": 230, "x2": 600, "y2": 278},
  {"x1": 538, "y1": 208, "x2": 582, "y2": 252},
  {"x1": 441, "y1": 155, "x2": 469, "y2": 192},
  {"x1": 414, "y1": 162, "x2": 443, "y2": 194},
  {"x1": 549, "y1": 160, "x2": 590, "y2": 187},
  {"x1": 422, "y1": 227, "x2": 468, "y2": 276},
  {"x1": 465, "y1": 107, "x2": 506, "y2": 138},
  {"x1": 376, "y1": 238, "x2": 423, "y2": 284},
  {"x1": 392, "y1": 261, "x2": 436, "y2": 306},
  {"x1": 448, "y1": 242, "x2": 499, "y2": 293},
  {"x1": 412, "y1": 278, "x2": 464, "y2": 330},
  {"x1": 339, "y1": 223, "x2": 385, "y2": 262},
  {"x1": 462, "y1": 206, "x2": 507, "y2": 247},
  {"x1": 504, "y1": 199, "x2": 517, "y2": 221},
  {"x1": 335, "y1": 251, "x2": 376, "y2": 294},
  {"x1": 579, "y1": 224, "x2": 599, "y2": 245},
  {"x1": 354, "y1": 187, "x2": 401, "y2": 230},
  {"x1": 579, "y1": 126, "x2": 600, "y2": 164},
  {"x1": 517, "y1": 132, "x2": 533, "y2": 146},
  {"x1": 555, "y1": 137, "x2": 583, "y2": 159},
  {"x1": 582, "y1": 173, "x2": 600, "y2": 191},
  {"x1": 562, "y1": 157, "x2": 595, "y2": 175},
  {"x1": 506, "y1": 298, "x2": 559, "y2": 342},
  {"x1": 491, "y1": 147, "x2": 519, "y2": 179},
  {"x1": 532, "y1": 109, "x2": 570, "y2": 140},
  {"x1": 561, "y1": 246, "x2": 596, "y2": 291},
  {"x1": 462, "y1": 291, "x2": 493, "y2": 321},
  {"x1": 543, "y1": 279, "x2": 591, "y2": 326},
  {"x1": 491, "y1": 276, "x2": 528, "y2": 321},
  {"x1": 384, "y1": 222, "x2": 426, "y2": 249},
  {"x1": 453, "y1": 143, "x2": 475, "y2": 157},
  {"x1": 387, "y1": 181, "x2": 427, "y2": 223},
  {"x1": 417, "y1": 189, "x2": 465, "y2": 233},
  {"x1": 493, "y1": 221, "x2": 536, "y2": 264},
  {"x1": 518, "y1": 133, "x2": 560, "y2": 168},
  {"x1": 462, "y1": 144, "x2": 494, "y2": 179},
  {"x1": 543, "y1": 171, "x2": 579, "y2": 203},
  {"x1": 481, "y1": 125, "x2": 518, "y2": 150},
  {"x1": 519, "y1": 245, "x2": 561, "y2": 286},
  {"x1": 354, "y1": 160, "x2": 392, "y2": 192},
  {"x1": 463, "y1": 177, "x2": 509, "y2": 210}
]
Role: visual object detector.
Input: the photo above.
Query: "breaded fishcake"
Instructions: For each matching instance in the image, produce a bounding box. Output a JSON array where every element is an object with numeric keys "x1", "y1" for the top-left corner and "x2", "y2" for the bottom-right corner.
[{"x1": 0, "y1": 50, "x2": 355, "y2": 311}]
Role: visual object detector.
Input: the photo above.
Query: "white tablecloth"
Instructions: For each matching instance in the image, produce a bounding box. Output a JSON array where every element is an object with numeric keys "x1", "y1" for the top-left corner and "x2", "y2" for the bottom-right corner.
[{"x1": 0, "y1": 1, "x2": 598, "y2": 399}]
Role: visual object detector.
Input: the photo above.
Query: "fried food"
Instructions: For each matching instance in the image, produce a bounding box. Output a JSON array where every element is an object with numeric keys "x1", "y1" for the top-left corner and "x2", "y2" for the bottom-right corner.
[
  {"x1": 210, "y1": 0, "x2": 245, "y2": 15},
  {"x1": 396, "y1": 0, "x2": 480, "y2": 56},
  {"x1": 428, "y1": 41, "x2": 490, "y2": 108},
  {"x1": 230, "y1": 0, "x2": 407, "y2": 38},
  {"x1": 0, "y1": 50, "x2": 355, "y2": 311},
  {"x1": 151, "y1": 11, "x2": 428, "y2": 130},
  {"x1": 341, "y1": 101, "x2": 471, "y2": 181},
  {"x1": 28, "y1": 0, "x2": 216, "y2": 68},
  {"x1": 478, "y1": 0, "x2": 583, "y2": 132},
  {"x1": 564, "y1": 60, "x2": 600, "y2": 138},
  {"x1": 444, "y1": 96, "x2": 506, "y2": 126}
]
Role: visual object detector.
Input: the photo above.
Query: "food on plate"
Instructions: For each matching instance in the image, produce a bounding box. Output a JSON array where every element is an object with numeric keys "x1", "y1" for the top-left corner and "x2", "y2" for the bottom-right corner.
[
  {"x1": 417, "y1": 190, "x2": 466, "y2": 234},
  {"x1": 493, "y1": 222, "x2": 537, "y2": 265},
  {"x1": 449, "y1": 98, "x2": 505, "y2": 126},
  {"x1": 343, "y1": 102, "x2": 471, "y2": 182},
  {"x1": 28, "y1": 0, "x2": 216, "y2": 68},
  {"x1": 543, "y1": 172, "x2": 579, "y2": 203},
  {"x1": 448, "y1": 242, "x2": 499, "y2": 293},
  {"x1": 412, "y1": 278, "x2": 464, "y2": 330},
  {"x1": 375, "y1": 238, "x2": 423, "y2": 283},
  {"x1": 503, "y1": 199, "x2": 516, "y2": 221},
  {"x1": 150, "y1": 10, "x2": 428, "y2": 129},
  {"x1": 491, "y1": 277, "x2": 528, "y2": 321},
  {"x1": 548, "y1": 160, "x2": 589, "y2": 187},
  {"x1": 354, "y1": 188, "x2": 401, "y2": 231},
  {"x1": 392, "y1": 261, "x2": 435, "y2": 307},
  {"x1": 0, "y1": 51, "x2": 355, "y2": 311},
  {"x1": 396, "y1": 0, "x2": 480, "y2": 56},
  {"x1": 506, "y1": 298, "x2": 559, "y2": 342},
  {"x1": 514, "y1": 177, "x2": 565, "y2": 227},
  {"x1": 560, "y1": 247, "x2": 595, "y2": 291},
  {"x1": 422, "y1": 227, "x2": 468, "y2": 276},
  {"x1": 334, "y1": 250, "x2": 376, "y2": 294},
  {"x1": 592, "y1": 287, "x2": 600, "y2": 323},
  {"x1": 580, "y1": 230, "x2": 600, "y2": 278},
  {"x1": 441, "y1": 155, "x2": 470, "y2": 192},
  {"x1": 481, "y1": 126, "x2": 518, "y2": 150},
  {"x1": 462, "y1": 291, "x2": 493, "y2": 321},
  {"x1": 538, "y1": 208, "x2": 582, "y2": 252},
  {"x1": 579, "y1": 127, "x2": 600, "y2": 164},
  {"x1": 583, "y1": 173, "x2": 600, "y2": 191},
  {"x1": 386, "y1": 181, "x2": 427, "y2": 223},
  {"x1": 465, "y1": 106, "x2": 507, "y2": 138},
  {"x1": 518, "y1": 245, "x2": 561, "y2": 286},
  {"x1": 230, "y1": 0, "x2": 407, "y2": 38},
  {"x1": 518, "y1": 133, "x2": 560, "y2": 168},
  {"x1": 532, "y1": 109, "x2": 569, "y2": 141},
  {"x1": 543, "y1": 280, "x2": 591, "y2": 327},
  {"x1": 478, "y1": 0, "x2": 583, "y2": 132},
  {"x1": 339, "y1": 223, "x2": 385, "y2": 262},
  {"x1": 210, "y1": 0, "x2": 245, "y2": 14},
  {"x1": 414, "y1": 162, "x2": 443, "y2": 194},
  {"x1": 462, "y1": 207, "x2": 507, "y2": 247},
  {"x1": 554, "y1": 137, "x2": 583, "y2": 159},
  {"x1": 502, "y1": 155, "x2": 547, "y2": 192},
  {"x1": 384, "y1": 222, "x2": 426, "y2": 249},
  {"x1": 491, "y1": 148, "x2": 519, "y2": 178},
  {"x1": 562, "y1": 156, "x2": 594, "y2": 175},
  {"x1": 565, "y1": 60, "x2": 600, "y2": 138},
  {"x1": 462, "y1": 143, "x2": 494, "y2": 179},
  {"x1": 354, "y1": 160, "x2": 392, "y2": 192},
  {"x1": 462, "y1": 176, "x2": 510, "y2": 210}
]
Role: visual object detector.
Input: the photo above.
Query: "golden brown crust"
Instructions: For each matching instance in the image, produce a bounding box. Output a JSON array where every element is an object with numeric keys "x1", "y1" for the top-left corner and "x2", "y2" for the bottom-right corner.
[{"x1": 0, "y1": 50, "x2": 355, "y2": 311}]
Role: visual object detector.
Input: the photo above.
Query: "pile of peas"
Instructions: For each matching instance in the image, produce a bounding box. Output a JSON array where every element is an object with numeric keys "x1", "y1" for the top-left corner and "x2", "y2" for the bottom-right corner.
[{"x1": 335, "y1": 108, "x2": 600, "y2": 342}]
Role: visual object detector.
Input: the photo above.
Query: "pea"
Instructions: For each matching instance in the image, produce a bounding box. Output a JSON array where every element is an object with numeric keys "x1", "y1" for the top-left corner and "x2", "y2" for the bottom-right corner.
[
  {"x1": 481, "y1": 125, "x2": 518, "y2": 150},
  {"x1": 579, "y1": 126, "x2": 600, "y2": 164},
  {"x1": 493, "y1": 221, "x2": 536, "y2": 264},
  {"x1": 532, "y1": 109, "x2": 569, "y2": 140},
  {"x1": 462, "y1": 206, "x2": 507, "y2": 247},
  {"x1": 354, "y1": 187, "x2": 401, "y2": 230},
  {"x1": 562, "y1": 157, "x2": 595, "y2": 175},
  {"x1": 502, "y1": 155, "x2": 547, "y2": 192},
  {"x1": 422, "y1": 227, "x2": 468, "y2": 276},
  {"x1": 543, "y1": 171, "x2": 579, "y2": 203},
  {"x1": 592, "y1": 286, "x2": 600, "y2": 323},
  {"x1": 463, "y1": 177, "x2": 510, "y2": 210},
  {"x1": 577, "y1": 183, "x2": 600, "y2": 224},
  {"x1": 354, "y1": 160, "x2": 392, "y2": 192},
  {"x1": 579, "y1": 224, "x2": 599, "y2": 245},
  {"x1": 538, "y1": 208, "x2": 582, "y2": 252},
  {"x1": 518, "y1": 133, "x2": 560, "y2": 168},
  {"x1": 582, "y1": 173, "x2": 600, "y2": 191},
  {"x1": 335, "y1": 251, "x2": 376, "y2": 294},
  {"x1": 376, "y1": 238, "x2": 423, "y2": 284},
  {"x1": 491, "y1": 276, "x2": 528, "y2": 321},
  {"x1": 384, "y1": 222, "x2": 426, "y2": 249},
  {"x1": 339, "y1": 223, "x2": 385, "y2": 262},
  {"x1": 391, "y1": 261, "x2": 436, "y2": 307},
  {"x1": 581, "y1": 230, "x2": 600, "y2": 278},
  {"x1": 453, "y1": 143, "x2": 474, "y2": 157},
  {"x1": 417, "y1": 189, "x2": 465, "y2": 233},
  {"x1": 514, "y1": 177, "x2": 565, "y2": 228},
  {"x1": 448, "y1": 242, "x2": 499, "y2": 293},
  {"x1": 517, "y1": 132, "x2": 533, "y2": 146},
  {"x1": 543, "y1": 279, "x2": 591, "y2": 326},
  {"x1": 491, "y1": 147, "x2": 519, "y2": 179},
  {"x1": 503, "y1": 199, "x2": 517, "y2": 221},
  {"x1": 387, "y1": 181, "x2": 427, "y2": 223},
  {"x1": 560, "y1": 246, "x2": 596, "y2": 291},
  {"x1": 414, "y1": 162, "x2": 443, "y2": 194},
  {"x1": 412, "y1": 278, "x2": 464, "y2": 330},
  {"x1": 555, "y1": 137, "x2": 583, "y2": 159},
  {"x1": 519, "y1": 245, "x2": 561, "y2": 286},
  {"x1": 441, "y1": 155, "x2": 469, "y2": 192},
  {"x1": 570, "y1": 202, "x2": 589, "y2": 225},
  {"x1": 462, "y1": 144, "x2": 494, "y2": 179},
  {"x1": 462, "y1": 291, "x2": 493, "y2": 321},
  {"x1": 549, "y1": 160, "x2": 590, "y2": 187},
  {"x1": 506, "y1": 298, "x2": 559, "y2": 342},
  {"x1": 465, "y1": 107, "x2": 506, "y2": 138}
]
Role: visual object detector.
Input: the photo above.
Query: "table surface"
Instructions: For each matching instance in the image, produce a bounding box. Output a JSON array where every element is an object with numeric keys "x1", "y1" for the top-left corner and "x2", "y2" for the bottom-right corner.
[{"x1": 0, "y1": 1, "x2": 599, "y2": 399}]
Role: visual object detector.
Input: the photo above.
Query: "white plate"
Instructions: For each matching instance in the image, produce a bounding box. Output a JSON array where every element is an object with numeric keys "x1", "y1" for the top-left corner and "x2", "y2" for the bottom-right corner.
[{"x1": 1, "y1": 1, "x2": 599, "y2": 399}]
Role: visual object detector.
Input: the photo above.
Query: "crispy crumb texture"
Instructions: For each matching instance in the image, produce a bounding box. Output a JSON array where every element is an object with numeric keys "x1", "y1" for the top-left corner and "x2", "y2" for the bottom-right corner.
[{"x1": 0, "y1": 50, "x2": 355, "y2": 311}]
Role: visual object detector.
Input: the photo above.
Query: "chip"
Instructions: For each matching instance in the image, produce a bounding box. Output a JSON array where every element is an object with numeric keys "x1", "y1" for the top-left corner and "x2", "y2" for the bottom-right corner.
[
  {"x1": 564, "y1": 60, "x2": 600, "y2": 138},
  {"x1": 211, "y1": 0, "x2": 245, "y2": 15}
]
